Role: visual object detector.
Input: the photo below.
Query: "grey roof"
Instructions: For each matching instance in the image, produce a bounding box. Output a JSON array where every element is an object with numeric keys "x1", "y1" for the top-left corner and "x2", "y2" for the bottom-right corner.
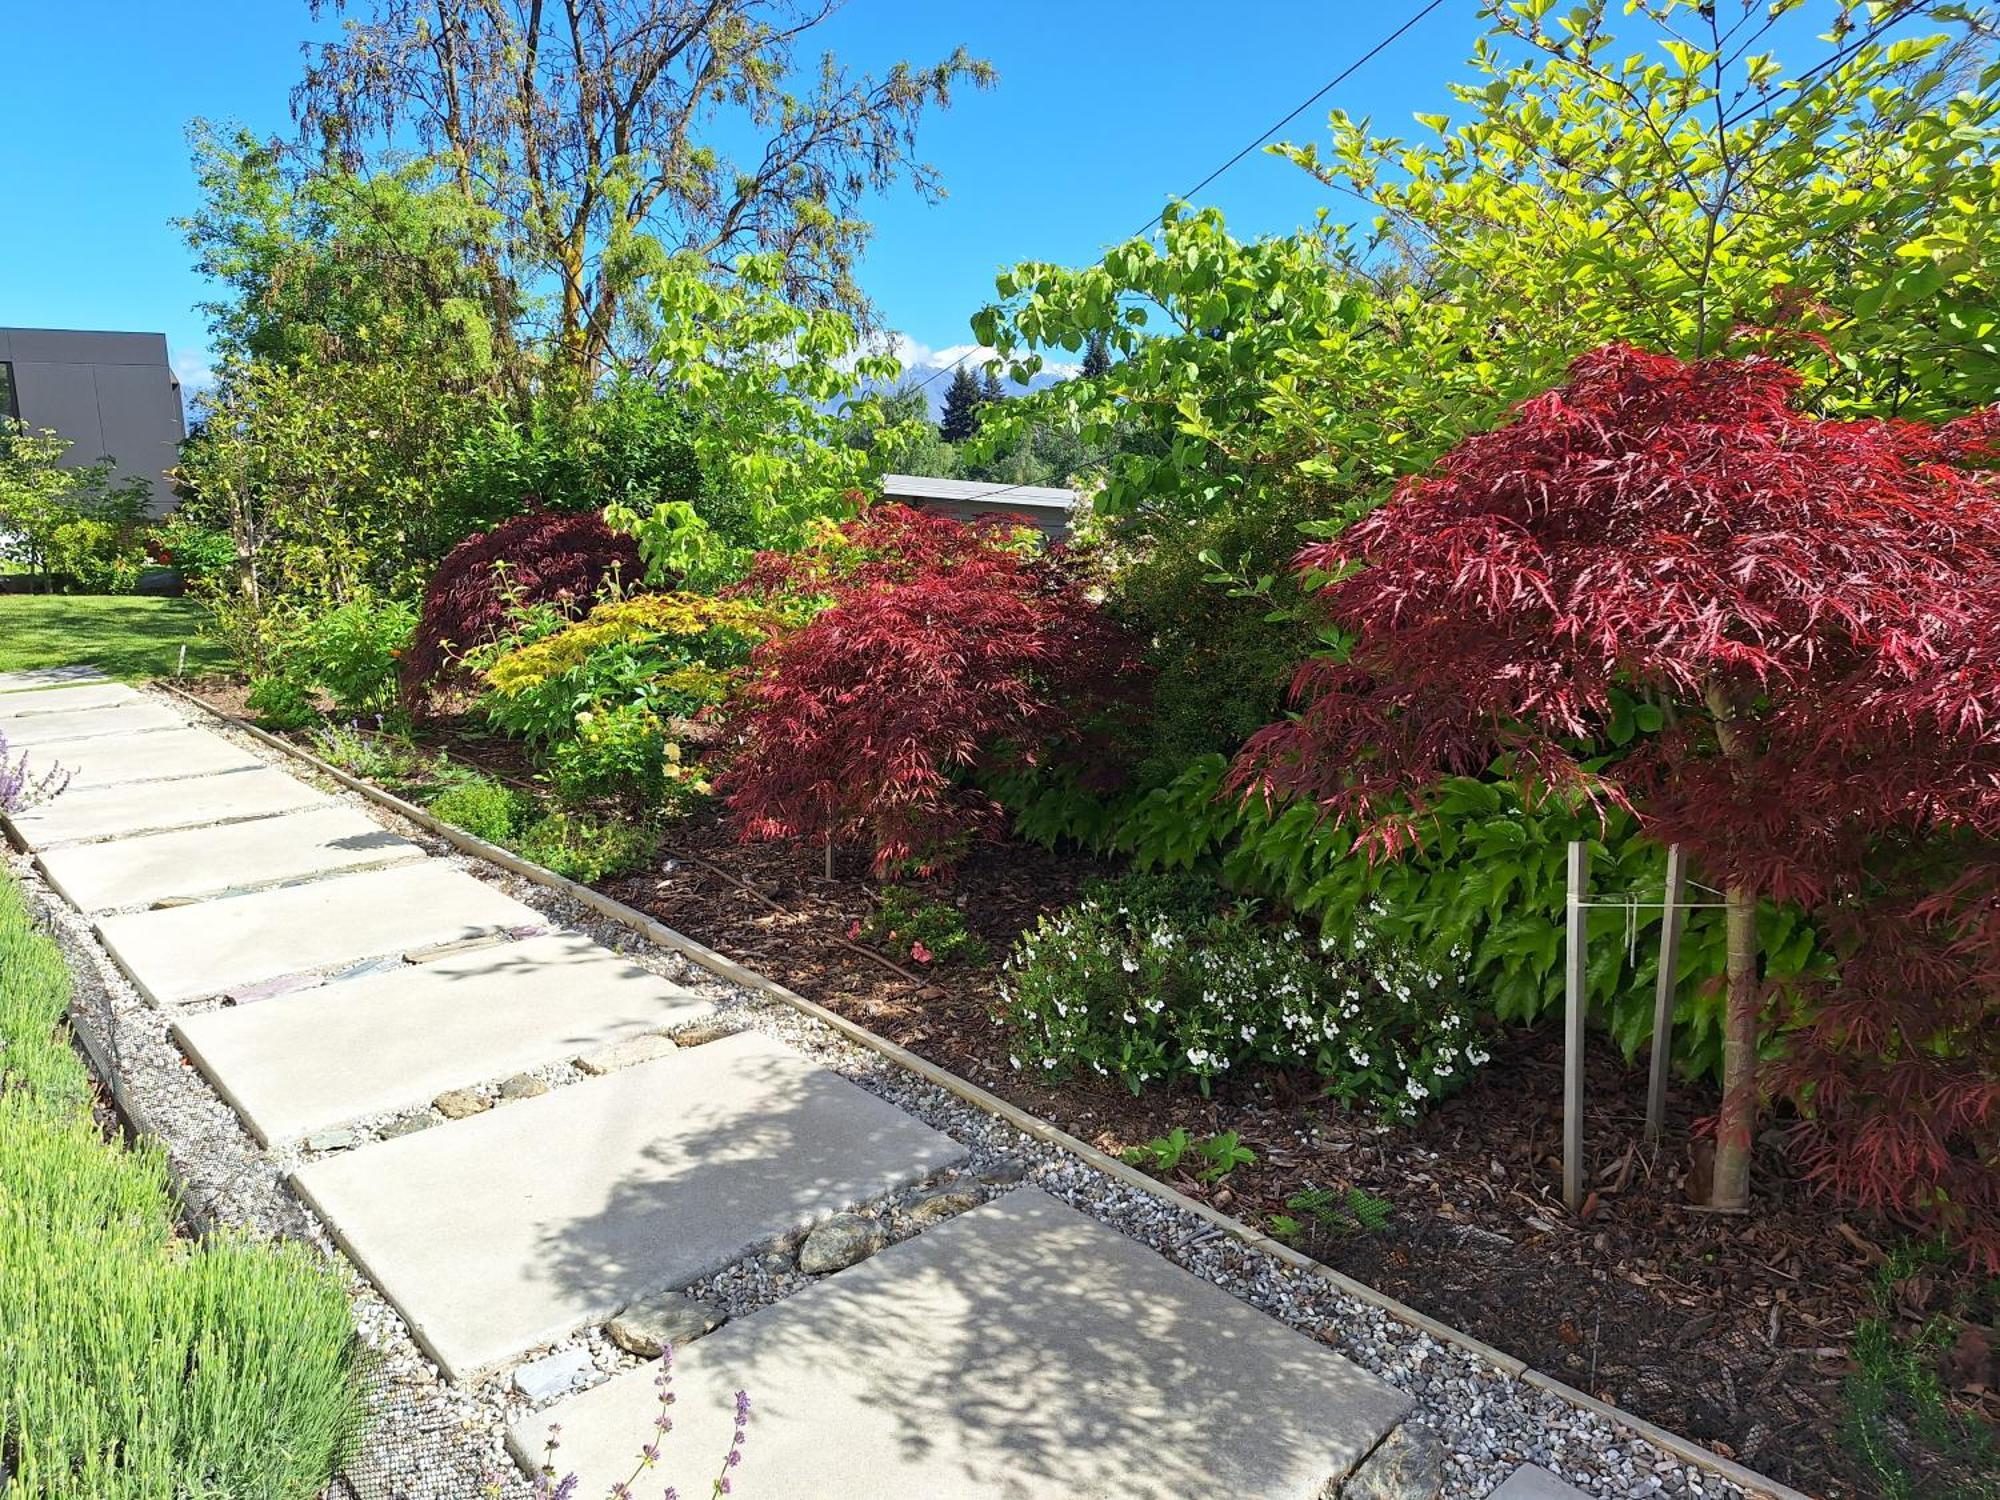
[{"x1": 881, "y1": 473, "x2": 1075, "y2": 511}]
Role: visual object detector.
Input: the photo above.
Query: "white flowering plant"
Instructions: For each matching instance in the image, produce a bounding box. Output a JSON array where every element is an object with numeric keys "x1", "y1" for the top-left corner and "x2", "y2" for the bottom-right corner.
[{"x1": 997, "y1": 873, "x2": 1488, "y2": 1120}]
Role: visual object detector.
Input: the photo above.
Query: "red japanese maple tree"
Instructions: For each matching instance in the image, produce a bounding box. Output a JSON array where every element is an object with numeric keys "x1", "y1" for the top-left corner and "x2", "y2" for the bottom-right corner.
[
  {"x1": 722, "y1": 505, "x2": 1143, "y2": 876},
  {"x1": 1235, "y1": 346, "x2": 2000, "y2": 1251}
]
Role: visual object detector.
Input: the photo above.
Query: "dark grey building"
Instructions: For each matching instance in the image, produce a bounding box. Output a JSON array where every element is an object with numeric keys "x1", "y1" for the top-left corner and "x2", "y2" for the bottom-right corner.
[{"x1": 0, "y1": 328, "x2": 186, "y2": 513}]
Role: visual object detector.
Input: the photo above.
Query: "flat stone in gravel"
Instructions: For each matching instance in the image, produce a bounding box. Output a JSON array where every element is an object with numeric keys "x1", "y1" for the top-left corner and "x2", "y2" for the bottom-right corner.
[
  {"x1": 606, "y1": 1292, "x2": 726, "y2": 1356},
  {"x1": 174, "y1": 932, "x2": 719, "y2": 1144},
  {"x1": 3, "y1": 766, "x2": 330, "y2": 848},
  {"x1": 0, "y1": 682, "x2": 139, "y2": 717},
  {"x1": 512, "y1": 1348, "x2": 594, "y2": 1404},
  {"x1": 575, "y1": 1031, "x2": 677, "y2": 1074},
  {"x1": 514, "y1": 1190, "x2": 1411, "y2": 1499},
  {"x1": 97, "y1": 860, "x2": 545, "y2": 1005},
  {"x1": 0, "y1": 700, "x2": 185, "y2": 746},
  {"x1": 9, "y1": 726, "x2": 263, "y2": 795},
  {"x1": 0, "y1": 664, "x2": 107, "y2": 692},
  {"x1": 292, "y1": 1029, "x2": 967, "y2": 1380},
  {"x1": 36, "y1": 805, "x2": 423, "y2": 911},
  {"x1": 1488, "y1": 1466, "x2": 1595, "y2": 1500}
]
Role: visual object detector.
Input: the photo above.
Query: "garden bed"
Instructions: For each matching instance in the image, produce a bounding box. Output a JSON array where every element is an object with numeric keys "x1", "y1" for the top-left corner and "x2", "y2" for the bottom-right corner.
[{"x1": 186, "y1": 688, "x2": 1999, "y2": 1500}]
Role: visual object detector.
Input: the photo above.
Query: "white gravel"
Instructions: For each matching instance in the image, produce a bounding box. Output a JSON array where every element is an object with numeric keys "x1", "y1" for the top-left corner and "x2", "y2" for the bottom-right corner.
[{"x1": 10, "y1": 690, "x2": 1755, "y2": 1500}]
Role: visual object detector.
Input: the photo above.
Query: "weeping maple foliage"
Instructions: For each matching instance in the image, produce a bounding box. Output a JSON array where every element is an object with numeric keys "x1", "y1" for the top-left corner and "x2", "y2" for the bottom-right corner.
[
  {"x1": 400, "y1": 509, "x2": 642, "y2": 709},
  {"x1": 1234, "y1": 345, "x2": 2000, "y2": 1260},
  {"x1": 721, "y1": 504, "x2": 1144, "y2": 875}
]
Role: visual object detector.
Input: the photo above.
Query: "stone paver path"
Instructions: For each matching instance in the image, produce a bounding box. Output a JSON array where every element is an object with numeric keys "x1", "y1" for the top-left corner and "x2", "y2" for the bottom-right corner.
[
  {"x1": 173, "y1": 931, "x2": 720, "y2": 1145},
  {"x1": 296, "y1": 1030, "x2": 968, "y2": 1379},
  {"x1": 516, "y1": 1189, "x2": 1412, "y2": 1499},
  {"x1": 38, "y1": 804, "x2": 422, "y2": 911},
  {"x1": 4, "y1": 680, "x2": 1604, "y2": 1498},
  {"x1": 0, "y1": 664, "x2": 107, "y2": 692}
]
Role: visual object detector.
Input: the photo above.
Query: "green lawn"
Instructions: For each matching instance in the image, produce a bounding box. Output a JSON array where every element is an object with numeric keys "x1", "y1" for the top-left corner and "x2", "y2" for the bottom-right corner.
[{"x1": 0, "y1": 595, "x2": 235, "y2": 681}]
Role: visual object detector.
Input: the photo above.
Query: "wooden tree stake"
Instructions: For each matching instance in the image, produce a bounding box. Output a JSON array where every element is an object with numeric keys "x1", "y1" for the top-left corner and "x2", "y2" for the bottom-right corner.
[
  {"x1": 1646, "y1": 843, "x2": 1689, "y2": 1142},
  {"x1": 1564, "y1": 839, "x2": 1590, "y2": 1214}
]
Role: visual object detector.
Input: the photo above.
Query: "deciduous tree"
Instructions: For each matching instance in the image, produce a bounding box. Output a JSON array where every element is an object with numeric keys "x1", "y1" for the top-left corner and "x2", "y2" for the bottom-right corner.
[{"x1": 295, "y1": 0, "x2": 992, "y2": 385}]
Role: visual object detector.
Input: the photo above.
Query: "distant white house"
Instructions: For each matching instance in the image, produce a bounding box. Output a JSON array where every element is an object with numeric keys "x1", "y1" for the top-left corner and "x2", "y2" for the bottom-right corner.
[{"x1": 879, "y1": 473, "x2": 1074, "y2": 539}]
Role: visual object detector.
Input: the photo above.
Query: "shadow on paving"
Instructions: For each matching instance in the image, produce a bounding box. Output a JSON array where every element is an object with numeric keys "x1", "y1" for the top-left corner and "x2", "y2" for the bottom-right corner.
[{"x1": 534, "y1": 1180, "x2": 1404, "y2": 1498}]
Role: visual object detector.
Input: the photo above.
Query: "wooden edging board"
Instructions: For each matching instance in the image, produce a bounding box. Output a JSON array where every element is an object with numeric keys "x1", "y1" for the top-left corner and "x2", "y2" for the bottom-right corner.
[{"x1": 160, "y1": 684, "x2": 1815, "y2": 1500}]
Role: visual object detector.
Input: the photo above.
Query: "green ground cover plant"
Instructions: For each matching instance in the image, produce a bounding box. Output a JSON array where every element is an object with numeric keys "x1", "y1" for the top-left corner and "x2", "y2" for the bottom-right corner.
[
  {"x1": 1839, "y1": 1238, "x2": 2000, "y2": 1500},
  {"x1": 852, "y1": 886, "x2": 988, "y2": 967},
  {"x1": 0, "y1": 872, "x2": 363, "y2": 1498}
]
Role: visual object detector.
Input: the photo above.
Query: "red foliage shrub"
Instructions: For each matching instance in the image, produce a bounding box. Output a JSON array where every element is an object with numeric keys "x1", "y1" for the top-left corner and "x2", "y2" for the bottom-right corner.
[
  {"x1": 400, "y1": 509, "x2": 641, "y2": 709},
  {"x1": 721, "y1": 505, "x2": 1144, "y2": 875},
  {"x1": 1234, "y1": 345, "x2": 2000, "y2": 1259}
]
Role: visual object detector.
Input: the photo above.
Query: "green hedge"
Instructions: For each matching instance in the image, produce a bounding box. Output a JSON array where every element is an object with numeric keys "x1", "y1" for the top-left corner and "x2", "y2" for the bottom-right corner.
[{"x1": 0, "y1": 874, "x2": 364, "y2": 1498}]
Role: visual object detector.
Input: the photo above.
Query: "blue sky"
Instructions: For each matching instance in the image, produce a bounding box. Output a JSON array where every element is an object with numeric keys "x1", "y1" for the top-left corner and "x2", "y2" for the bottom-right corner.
[{"x1": 0, "y1": 1, "x2": 1872, "y2": 396}]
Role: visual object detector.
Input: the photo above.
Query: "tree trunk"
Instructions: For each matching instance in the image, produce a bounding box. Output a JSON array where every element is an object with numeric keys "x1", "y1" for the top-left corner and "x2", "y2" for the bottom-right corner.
[
  {"x1": 1712, "y1": 876, "x2": 1759, "y2": 1210},
  {"x1": 1705, "y1": 680, "x2": 1759, "y2": 1211}
]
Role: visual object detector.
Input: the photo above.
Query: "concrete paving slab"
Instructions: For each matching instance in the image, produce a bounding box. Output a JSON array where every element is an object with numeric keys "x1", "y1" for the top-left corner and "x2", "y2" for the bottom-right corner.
[
  {"x1": 1490, "y1": 1465, "x2": 1595, "y2": 1500},
  {"x1": 95, "y1": 860, "x2": 547, "y2": 1004},
  {"x1": 0, "y1": 682, "x2": 139, "y2": 717},
  {"x1": 512, "y1": 1190, "x2": 1412, "y2": 1499},
  {"x1": 0, "y1": 664, "x2": 107, "y2": 692},
  {"x1": 293, "y1": 1030, "x2": 968, "y2": 1380},
  {"x1": 10, "y1": 726, "x2": 264, "y2": 794},
  {"x1": 174, "y1": 931, "x2": 720, "y2": 1144},
  {"x1": 1, "y1": 700, "x2": 186, "y2": 746},
  {"x1": 2, "y1": 766, "x2": 331, "y2": 848},
  {"x1": 38, "y1": 805, "x2": 424, "y2": 912}
]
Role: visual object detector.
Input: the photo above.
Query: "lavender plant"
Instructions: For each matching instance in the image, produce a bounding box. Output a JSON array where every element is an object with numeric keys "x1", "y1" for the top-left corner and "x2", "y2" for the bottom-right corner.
[
  {"x1": 0, "y1": 728, "x2": 67, "y2": 814},
  {"x1": 504, "y1": 1347, "x2": 751, "y2": 1500}
]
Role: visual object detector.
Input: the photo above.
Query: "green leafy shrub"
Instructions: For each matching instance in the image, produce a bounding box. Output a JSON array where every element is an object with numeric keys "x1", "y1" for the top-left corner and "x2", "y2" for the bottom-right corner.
[
  {"x1": 853, "y1": 886, "x2": 987, "y2": 967},
  {"x1": 546, "y1": 701, "x2": 708, "y2": 813},
  {"x1": 245, "y1": 671, "x2": 320, "y2": 730},
  {"x1": 427, "y1": 775, "x2": 529, "y2": 846},
  {"x1": 44, "y1": 517, "x2": 149, "y2": 594},
  {"x1": 999, "y1": 873, "x2": 1484, "y2": 1114},
  {"x1": 154, "y1": 515, "x2": 238, "y2": 585},
  {"x1": 0, "y1": 874, "x2": 362, "y2": 1497},
  {"x1": 250, "y1": 595, "x2": 420, "y2": 725},
  {"x1": 299, "y1": 595, "x2": 417, "y2": 714},
  {"x1": 510, "y1": 809, "x2": 658, "y2": 883}
]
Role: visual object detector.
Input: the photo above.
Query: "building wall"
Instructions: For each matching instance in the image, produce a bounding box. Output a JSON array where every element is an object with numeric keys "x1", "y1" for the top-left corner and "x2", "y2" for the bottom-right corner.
[{"x1": 0, "y1": 328, "x2": 185, "y2": 515}]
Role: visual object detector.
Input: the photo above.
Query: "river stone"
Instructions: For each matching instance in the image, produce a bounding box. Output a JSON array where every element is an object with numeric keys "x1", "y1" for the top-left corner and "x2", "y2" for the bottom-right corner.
[
  {"x1": 380, "y1": 1115, "x2": 437, "y2": 1140},
  {"x1": 305, "y1": 1127, "x2": 361, "y2": 1153},
  {"x1": 512, "y1": 1347, "x2": 594, "y2": 1403},
  {"x1": 1341, "y1": 1421, "x2": 1445, "y2": 1500},
  {"x1": 433, "y1": 1088, "x2": 490, "y2": 1120},
  {"x1": 798, "y1": 1213, "x2": 888, "y2": 1274},
  {"x1": 606, "y1": 1293, "x2": 727, "y2": 1357},
  {"x1": 498, "y1": 1073, "x2": 548, "y2": 1101}
]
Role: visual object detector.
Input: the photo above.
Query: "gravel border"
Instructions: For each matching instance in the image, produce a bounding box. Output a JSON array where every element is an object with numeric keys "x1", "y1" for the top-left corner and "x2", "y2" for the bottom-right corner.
[{"x1": 11, "y1": 689, "x2": 1778, "y2": 1500}]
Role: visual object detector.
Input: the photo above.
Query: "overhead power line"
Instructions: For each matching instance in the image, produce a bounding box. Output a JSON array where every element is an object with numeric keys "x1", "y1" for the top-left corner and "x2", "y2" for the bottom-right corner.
[{"x1": 907, "y1": 0, "x2": 1453, "y2": 397}]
